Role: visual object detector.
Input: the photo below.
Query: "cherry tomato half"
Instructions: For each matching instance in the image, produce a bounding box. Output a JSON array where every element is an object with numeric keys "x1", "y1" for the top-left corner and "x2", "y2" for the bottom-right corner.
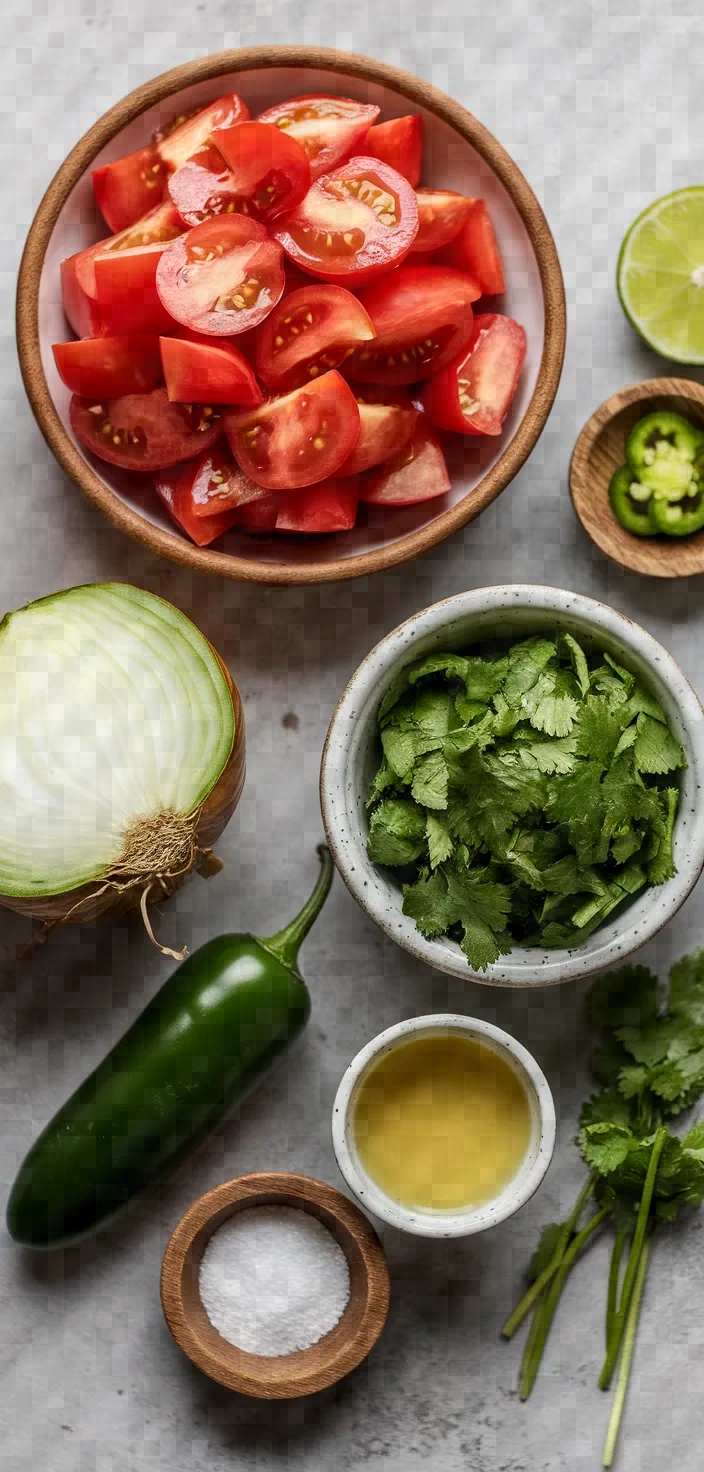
[
  {"x1": 358, "y1": 416, "x2": 451, "y2": 505},
  {"x1": 225, "y1": 370, "x2": 360, "y2": 490},
  {"x1": 153, "y1": 463, "x2": 240, "y2": 546},
  {"x1": 421, "y1": 313, "x2": 526, "y2": 435},
  {"x1": 409, "y1": 190, "x2": 474, "y2": 254},
  {"x1": 274, "y1": 479, "x2": 358, "y2": 533},
  {"x1": 257, "y1": 95, "x2": 380, "y2": 181},
  {"x1": 364, "y1": 115, "x2": 423, "y2": 187},
  {"x1": 92, "y1": 146, "x2": 168, "y2": 234},
  {"x1": 160, "y1": 336, "x2": 263, "y2": 405},
  {"x1": 70, "y1": 386, "x2": 224, "y2": 471},
  {"x1": 441, "y1": 200, "x2": 506, "y2": 296},
  {"x1": 193, "y1": 121, "x2": 311, "y2": 223},
  {"x1": 255, "y1": 284, "x2": 375, "y2": 390},
  {"x1": 156, "y1": 92, "x2": 250, "y2": 171},
  {"x1": 273, "y1": 156, "x2": 419, "y2": 288},
  {"x1": 53, "y1": 336, "x2": 162, "y2": 399},
  {"x1": 345, "y1": 264, "x2": 480, "y2": 385},
  {"x1": 156, "y1": 215, "x2": 285, "y2": 336},
  {"x1": 339, "y1": 401, "x2": 418, "y2": 476}
]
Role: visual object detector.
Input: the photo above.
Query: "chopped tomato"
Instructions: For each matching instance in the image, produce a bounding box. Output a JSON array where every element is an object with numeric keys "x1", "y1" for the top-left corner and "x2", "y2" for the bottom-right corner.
[
  {"x1": 153, "y1": 462, "x2": 239, "y2": 545},
  {"x1": 92, "y1": 146, "x2": 168, "y2": 233},
  {"x1": 160, "y1": 336, "x2": 263, "y2": 405},
  {"x1": 255, "y1": 284, "x2": 375, "y2": 390},
  {"x1": 53, "y1": 336, "x2": 162, "y2": 398},
  {"x1": 155, "y1": 215, "x2": 285, "y2": 336},
  {"x1": 187, "y1": 121, "x2": 311, "y2": 223},
  {"x1": 339, "y1": 401, "x2": 418, "y2": 475},
  {"x1": 257, "y1": 95, "x2": 379, "y2": 181},
  {"x1": 70, "y1": 386, "x2": 223, "y2": 471},
  {"x1": 225, "y1": 370, "x2": 360, "y2": 490},
  {"x1": 359, "y1": 416, "x2": 451, "y2": 505},
  {"x1": 92, "y1": 241, "x2": 178, "y2": 335},
  {"x1": 364, "y1": 115, "x2": 423, "y2": 187},
  {"x1": 274, "y1": 479, "x2": 358, "y2": 532},
  {"x1": 421, "y1": 313, "x2": 526, "y2": 434},
  {"x1": 61, "y1": 200, "x2": 182, "y2": 337},
  {"x1": 156, "y1": 92, "x2": 250, "y2": 171},
  {"x1": 441, "y1": 200, "x2": 506, "y2": 295},
  {"x1": 237, "y1": 494, "x2": 281, "y2": 531},
  {"x1": 345, "y1": 264, "x2": 480, "y2": 384},
  {"x1": 273, "y1": 156, "x2": 419, "y2": 288},
  {"x1": 410, "y1": 190, "x2": 474, "y2": 254},
  {"x1": 172, "y1": 444, "x2": 267, "y2": 518}
]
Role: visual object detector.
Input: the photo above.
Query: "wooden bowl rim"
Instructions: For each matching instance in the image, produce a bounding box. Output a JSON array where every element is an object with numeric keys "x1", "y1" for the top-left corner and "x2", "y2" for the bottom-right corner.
[
  {"x1": 17, "y1": 44, "x2": 566, "y2": 587},
  {"x1": 160, "y1": 1170, "x2": 391, "y2": 1398},
  {"x1": 569, "y1": 376, "x2": 704, "y2": 579}
]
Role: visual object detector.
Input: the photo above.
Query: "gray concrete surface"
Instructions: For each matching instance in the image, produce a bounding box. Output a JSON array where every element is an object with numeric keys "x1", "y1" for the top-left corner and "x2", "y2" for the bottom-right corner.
[{"x1": 2, "y1": 1, "x2": 704, "y2": 1468}]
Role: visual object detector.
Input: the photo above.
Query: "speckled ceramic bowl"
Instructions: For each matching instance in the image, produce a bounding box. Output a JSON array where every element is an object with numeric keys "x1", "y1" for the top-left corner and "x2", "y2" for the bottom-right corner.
[
  {"x1": 331, "y1": 1014, "x2": 555, "y2": 1237},
  {"x1": 320, "y1": 585, "x2": 704, "y2": 987}
]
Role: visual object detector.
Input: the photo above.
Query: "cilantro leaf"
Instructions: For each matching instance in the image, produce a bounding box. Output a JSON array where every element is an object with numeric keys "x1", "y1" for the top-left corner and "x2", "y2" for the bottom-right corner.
[
  {"x1": 580, "y1": 1121, "x2": 638, "y2": 1174},
  {"x1": 426, "y1": 812, "x2": 454, "y2": 869},
  {"x1": 576, "y1": 696, "x2": 623, "y2": 768},
  {"x1": 367, "y1": 799, "x2": 426, "y2": 867},
  {"x1": 560, "y1": 632, "x2": 590, "y2": 696},
  {"x1": 366, "y1": 756, "x2": 400, "y2": 808},
  {"x1": 464, "y1": 655, "x2": 509, "y2": 702},
  {"x1": 579, "y1": 1088, "x2": 634, "y2": 1129},
  {"x1": 401, "y1": 869, "x2": 455, "y2": 938},
  {"x1": 517, "y1": 733, "x2": 579, "y2": 775},
  {"x1": 411, "y1": 749, "x2": 449, "y2": 810},
  {"x1": 647, "y1": 788, "x2": 678, "y2": 885},
  {"x1": 669, "y1": 950, "x2": 704, "y2": 1026},
  {"x1": 503, "y1": 637, "x2": 557, "y2": 705},
  {"x1": 634, "y1": 713, "x2": 686, "y2": 775},
  {"x1": 406, "y1": 652, "x2": 471, "y2": 687}
]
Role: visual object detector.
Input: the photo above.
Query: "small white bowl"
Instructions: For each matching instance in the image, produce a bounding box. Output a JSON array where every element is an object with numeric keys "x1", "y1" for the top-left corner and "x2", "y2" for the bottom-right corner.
[
  {"x1": 332, "y1": 1014, "x2": 556, "y2": 1238},
  {"x1": 320, "y1": 584, "x2": 704, "y2": 987}
]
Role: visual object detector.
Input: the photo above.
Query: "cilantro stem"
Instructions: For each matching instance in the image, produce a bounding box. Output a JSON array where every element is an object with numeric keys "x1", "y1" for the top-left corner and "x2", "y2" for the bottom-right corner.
[
  {"x1": 502, "y1": 1176, "x2": 595, "y2": 1340},
  {"x1": 599, "y1": 1125, "x2": 667, "y2": 1391},
  {"x1": 517, "y1": 1288, "x2": 547, "y2": 1396},
  {"x1": 602, "y1": 1239, "x2": 651, "y2": 1468},
  {"x1": 605, "y1": 1228, "x2": 627, "y2": 1348},
  {"x1": 519, "y1": 1207, "x2": 610, "y2": 1400}
]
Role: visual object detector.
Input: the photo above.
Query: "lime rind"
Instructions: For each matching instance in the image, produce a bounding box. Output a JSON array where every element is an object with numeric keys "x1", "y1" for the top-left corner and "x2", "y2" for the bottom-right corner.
[{"x1": 617, "y1": 187, "x2": 704, "y2": 364}]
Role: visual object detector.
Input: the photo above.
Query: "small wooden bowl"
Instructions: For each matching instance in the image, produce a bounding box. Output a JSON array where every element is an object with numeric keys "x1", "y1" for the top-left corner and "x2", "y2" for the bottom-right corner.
[
  {"x1": 160, "y1": 1172, "x2": 391, "y2": 1399},
  {"x1": 18, "y1": 45, "x2": 565, "y2": 586},
  {"x1": 570, "y1": 378, "x2": 704, "y2": 578}
]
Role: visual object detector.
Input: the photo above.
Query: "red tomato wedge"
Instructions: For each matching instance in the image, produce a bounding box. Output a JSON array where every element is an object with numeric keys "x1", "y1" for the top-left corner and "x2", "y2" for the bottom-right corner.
[
  {"x1": 255, "y1": 284, "x2": 375, "y2": 390},
  {"x1": 60, "y1": 257, "x2": 109, "y2": 338},
  {"x1": 92, "y1": 241, "x2": 178, "y2": 335},
  {"x1": 441, "y1": 200, "x2": 506, "y2": 296},
  {"x1": 257, "y1": 95, "x2": 379, "y2": 181},
  {"x1": 273, "y1": 156, "x2": 419, "y2": 288},
  {"x1": 186, "y1": 121, "x2": 311, "y2": 223},
  {"x1": 364, "y1": 115, "x2": 423, "y2": 187},
  {"x1": 274, "y1": 479, "x2": 358, "y2": 532},
  {"x1": 170, "y1": 444, "x2": 267, "y2": 518},
  {"x1": 359, "y1": 416, "x2": 451, "y2": 504},
  {"x1": 70, "y1": 386, "x2": 224, "y2": 471},
  {"x1": 421, "y1": 313, "x2": 526, "y2": 435},
  {"x1": 410, "y1": 190, "x2": 474, "y2": 254},
  {"x1": 345, "y1": 264, "x2": 480, "y2": 385},
  {"x1": 156, "y1": 215, "x2": 285, "y2": 336},
  {"x1": 156, "y1": 92, "x2": 250, "y2": 171},
  {"x1": 160, "y1": 336, "x2": 263, "y2": 405},
  {"x1": 153, "y1": 463, "x2": 239, "y2": 545},
  {"x1": 339, "y1": 402, "x2": 418, "y2": 475},
  {"x1": 237, "y1": 495, "x2": 281, "y2": 531},
  {"x1": 53, "y1": 336, "x2": 162, "y2": 398},
  {"x1": 92, "y1": 146, "x2": 168, "y2": 233},
  {"x1": 225, "y1": 370, "x2": 360, "y2": 490},
  {"x1": 61, "y1": 200, "x2": 182, "y2": 337}
]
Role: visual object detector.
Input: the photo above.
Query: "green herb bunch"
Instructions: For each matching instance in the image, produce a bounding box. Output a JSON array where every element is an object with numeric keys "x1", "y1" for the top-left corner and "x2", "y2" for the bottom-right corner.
[
  {"x1": 366, "y1": 634, "x2": 684, "y2": 970},
  {"x1": 503, "y1": 953, "x2": 704, "y2": 1467}
]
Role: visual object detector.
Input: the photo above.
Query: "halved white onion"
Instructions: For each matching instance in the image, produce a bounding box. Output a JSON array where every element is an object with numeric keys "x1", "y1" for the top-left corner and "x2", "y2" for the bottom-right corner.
[{"x1": 0, "y1": 583, "x2": 238, "y2": 922}]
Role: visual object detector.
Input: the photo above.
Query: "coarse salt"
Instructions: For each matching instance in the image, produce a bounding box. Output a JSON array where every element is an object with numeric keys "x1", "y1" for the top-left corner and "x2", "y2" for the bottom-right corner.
[{"x1": 198, "y1": 1205, "x2": 351, "y2": 1357}]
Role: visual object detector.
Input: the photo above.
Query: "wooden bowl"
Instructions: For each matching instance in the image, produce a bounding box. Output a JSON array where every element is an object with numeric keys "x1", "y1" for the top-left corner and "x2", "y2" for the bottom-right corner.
[
  {"x1": 160, "y1": 1172, "x2": 391, "y2": 1398},
  {"x1": 570, "y1": 378, "x2": 704, "y2": 578},
  {"x1": 18, "y1": 46, "x2": 566, "y2": 587}
]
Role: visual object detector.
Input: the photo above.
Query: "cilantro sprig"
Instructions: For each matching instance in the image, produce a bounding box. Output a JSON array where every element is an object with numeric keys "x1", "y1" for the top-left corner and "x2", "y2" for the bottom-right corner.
[
  {"x1": 503, "y1": 952, "x2": 704, "y2": 1467},
  {"x1": 366, "y1": 635, "x2": 685, "y2": 970}
]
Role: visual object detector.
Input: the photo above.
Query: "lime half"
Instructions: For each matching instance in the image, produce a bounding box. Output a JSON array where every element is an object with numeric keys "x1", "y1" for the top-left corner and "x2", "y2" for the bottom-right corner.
[{"x1": 617, "y1": 187, "x2": 704, "y2": 363}]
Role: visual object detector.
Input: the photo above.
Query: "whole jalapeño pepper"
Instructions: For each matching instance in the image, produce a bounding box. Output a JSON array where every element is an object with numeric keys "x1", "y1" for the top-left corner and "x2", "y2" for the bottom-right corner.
[{"x1": 7, "y1": 846, "x2": 333, "y2": 1248}]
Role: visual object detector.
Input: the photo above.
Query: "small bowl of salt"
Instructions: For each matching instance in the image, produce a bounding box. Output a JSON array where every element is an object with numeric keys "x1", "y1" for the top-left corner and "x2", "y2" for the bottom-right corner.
[{"x1": 160, "y1": 1171, "x2": 391, "y2": 1398}]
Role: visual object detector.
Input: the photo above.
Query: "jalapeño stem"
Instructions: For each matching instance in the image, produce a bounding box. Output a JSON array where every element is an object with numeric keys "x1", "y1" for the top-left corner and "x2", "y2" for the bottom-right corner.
[{"x1": 259, "y1": 844, "x2": 334, "y2": 971}]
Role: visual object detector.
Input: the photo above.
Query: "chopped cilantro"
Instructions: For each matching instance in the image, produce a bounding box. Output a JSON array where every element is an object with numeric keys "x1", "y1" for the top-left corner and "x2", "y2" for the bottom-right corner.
[{"x1": 366, "y1": 632, "x2": 684, "y2": 971}]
